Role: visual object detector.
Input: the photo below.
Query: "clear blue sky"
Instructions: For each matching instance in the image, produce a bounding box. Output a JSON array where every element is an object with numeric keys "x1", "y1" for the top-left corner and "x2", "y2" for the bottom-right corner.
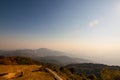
[{"x1": 0, "y1": 0, "x2": 120, "y2": 53}]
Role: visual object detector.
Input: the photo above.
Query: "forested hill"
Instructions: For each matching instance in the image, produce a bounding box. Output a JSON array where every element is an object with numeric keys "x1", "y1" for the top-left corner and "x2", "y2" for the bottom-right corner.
[
  {"x1": 65, "y1": 63, "x2": 120, "y2": 79},
  {"x1": 0, "y1": 55, "x2": 40, "y2": 65}
]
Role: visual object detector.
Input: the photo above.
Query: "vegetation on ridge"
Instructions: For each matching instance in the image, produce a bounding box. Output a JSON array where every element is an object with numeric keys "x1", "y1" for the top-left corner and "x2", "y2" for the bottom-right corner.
[
  {"x1": 0, "y1": 55, "x2": 40, "y2": 65},
  {"x1": 0, "y1": 55, "x2": 120, "y2": 80}
]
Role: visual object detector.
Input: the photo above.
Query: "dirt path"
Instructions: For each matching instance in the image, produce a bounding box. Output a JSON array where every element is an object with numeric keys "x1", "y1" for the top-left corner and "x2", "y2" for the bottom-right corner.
[
  {"x1": 46, "y1": 68, "x2": 63, "y2": 80},
  {"x1": 3, "y1": 72, "x2": 16, "y2": 79}
]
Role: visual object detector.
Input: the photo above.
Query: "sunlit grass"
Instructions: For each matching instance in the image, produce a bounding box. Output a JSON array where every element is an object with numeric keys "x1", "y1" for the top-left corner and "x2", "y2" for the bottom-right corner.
[{"x1": 0, "y1": 65, "x2": 55, "y2": 80}]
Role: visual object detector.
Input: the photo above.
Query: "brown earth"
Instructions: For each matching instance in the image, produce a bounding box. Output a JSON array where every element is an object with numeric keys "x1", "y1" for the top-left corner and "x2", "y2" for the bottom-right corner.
[{"x1": 0, "y1": 65, "x2": 55, "y2": 80}]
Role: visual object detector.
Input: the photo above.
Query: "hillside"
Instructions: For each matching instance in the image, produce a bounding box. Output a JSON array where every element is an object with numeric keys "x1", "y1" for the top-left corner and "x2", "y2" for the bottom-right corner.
[
  {"x1": 38, "y1": 56, "x2": 90, "y2": 65},
  {"x1": 0, "y1": 56, "x2": 88, "y2": 80},
  {"x1": 0, "y1": 48, "x2": 91, "y2": 65},
  {"x1": 0, "y1": 56, "x2": 40, "y2": 65},
  {"x1": 0, "y1": 48, "x2": 64, "y2": 57},
  {"x1": 65, "y1": 63, "x2": 120, "y2": 79},
  {"x1": 0, "y1": 56, "x2": 120, "y2": 80},
  {"x1": 0, "y1": 65, "x2": 55, "y2": 80}
]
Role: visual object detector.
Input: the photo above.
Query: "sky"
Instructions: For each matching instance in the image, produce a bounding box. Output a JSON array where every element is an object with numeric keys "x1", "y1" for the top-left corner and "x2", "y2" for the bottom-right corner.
[{"x1": 1, "y1": 0, "x2": 120, "y2": 65}]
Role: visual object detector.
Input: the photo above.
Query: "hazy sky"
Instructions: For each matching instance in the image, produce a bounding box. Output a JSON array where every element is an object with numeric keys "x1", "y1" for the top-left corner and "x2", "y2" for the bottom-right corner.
[{"x1": 1, "y1": 0, "x2": 120, "y2": 65}]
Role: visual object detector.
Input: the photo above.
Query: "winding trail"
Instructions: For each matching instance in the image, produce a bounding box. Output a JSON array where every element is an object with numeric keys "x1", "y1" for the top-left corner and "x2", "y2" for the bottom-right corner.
[{"x1": 45, "y1": 68, "x2": 63, "y2": 80}]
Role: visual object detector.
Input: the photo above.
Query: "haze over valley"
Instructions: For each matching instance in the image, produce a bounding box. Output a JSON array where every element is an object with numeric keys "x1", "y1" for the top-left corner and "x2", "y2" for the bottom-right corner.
[
  {"x1": 1, "y1": 0, "x2": 120, "y2": 80},
  {"x1": 1, "y1": 0, "x2": 120, "y2": 66}
]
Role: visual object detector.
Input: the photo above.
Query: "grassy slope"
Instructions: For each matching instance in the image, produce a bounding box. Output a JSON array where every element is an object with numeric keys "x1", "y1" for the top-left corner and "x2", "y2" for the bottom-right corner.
[{"x1": 0, "y1": 65, "x2": 55, "y2": 80}]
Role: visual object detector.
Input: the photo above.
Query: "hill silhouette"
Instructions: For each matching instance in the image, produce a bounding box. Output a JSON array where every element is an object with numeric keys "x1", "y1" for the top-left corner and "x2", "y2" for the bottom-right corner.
[
  {"x1": 0, "y1": 55, "x2": 40, "y2": 65},
  {"x1": 0, "y1": 48, "x2": 91, "y2": 65}
]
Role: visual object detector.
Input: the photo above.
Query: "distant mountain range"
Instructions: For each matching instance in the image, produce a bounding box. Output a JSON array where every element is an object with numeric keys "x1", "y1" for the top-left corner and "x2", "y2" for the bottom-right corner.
[
  {"x1": 37, "y1": 56, "x2": 90, "y2": 65},
  {"x1": 0, "y1": 48, "x2": 91, "y2": 65},
  {"x1": 0, "y1": 48, "x2": 65, "y2": 57}
]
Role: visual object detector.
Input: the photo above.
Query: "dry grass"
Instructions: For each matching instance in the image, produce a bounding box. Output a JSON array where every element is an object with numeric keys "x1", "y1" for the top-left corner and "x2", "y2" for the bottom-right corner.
[{"x1": 0, "y1": 65, "x2": 55, "y2": 80}]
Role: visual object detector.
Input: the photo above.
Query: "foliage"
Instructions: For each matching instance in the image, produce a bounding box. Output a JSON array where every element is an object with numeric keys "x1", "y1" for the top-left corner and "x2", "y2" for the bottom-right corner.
[
  {"x1": 0, "y1": 55, "x2": 40, "y2": 65},
  {"x1": 1, "y1": 55, "x2": 120, "y2": 80},
  {"x1": 66, "y1": 63, "x2": 120, "y2": 79},
  {"x1": 101, "y1": 67, "x2": 120, "y2": 80}
]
